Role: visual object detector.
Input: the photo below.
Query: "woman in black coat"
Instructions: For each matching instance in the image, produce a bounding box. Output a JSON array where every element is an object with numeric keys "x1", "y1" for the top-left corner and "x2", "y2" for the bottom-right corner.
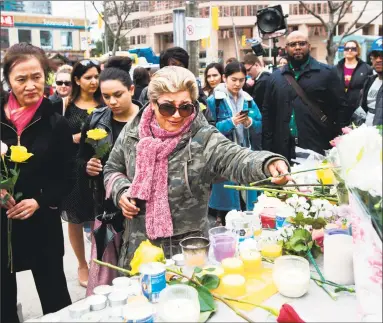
[
  {"x1": 336, "y1": 40, "x2": 373, "y2": 122},
  {"x1": 1, "y1": 43, "x2": 73, "y2": 322}
]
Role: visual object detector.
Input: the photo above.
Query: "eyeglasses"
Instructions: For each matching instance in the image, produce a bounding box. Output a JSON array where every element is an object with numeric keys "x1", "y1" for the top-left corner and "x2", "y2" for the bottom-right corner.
[
  {"x1": 246, "y1": 64, "x2": 255, "y2": 72},
  {"x1": 156, "y1": 101, "x2": 195, "y2": 117},
  {"x1": 56, "y1": 81, "x2": 71, "y2": 86},
  {"x1": 370, "y1": 51, "x2": 382, "y2": 59},
  {"x1": 344, "y1": 47, "x2": 357, "y2": 52},
  {"x1": 286, "y1": 41, "x2": 308, "y2": 48},
  {"x1": 79, "y1": 59, "x2": 100, "y2": 67}
]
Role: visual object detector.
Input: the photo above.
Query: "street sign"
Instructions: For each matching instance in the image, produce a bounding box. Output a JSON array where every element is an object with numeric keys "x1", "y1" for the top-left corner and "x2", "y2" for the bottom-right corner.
[
  {"x1": 185, "y1": 17, "x2": 210, "y2": 41},
  {"x1": 1, "y1": 15, "x2": 14, "y2": 27}
]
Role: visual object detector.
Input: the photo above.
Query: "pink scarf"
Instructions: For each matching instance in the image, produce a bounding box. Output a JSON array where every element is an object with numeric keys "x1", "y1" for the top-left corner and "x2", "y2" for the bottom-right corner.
[
  {"x1": 7, "y1": 93, "x2": 43, "y2": 136},
  {"x1": 128, "y1": 105, "x2": 195, "y2": 239}
]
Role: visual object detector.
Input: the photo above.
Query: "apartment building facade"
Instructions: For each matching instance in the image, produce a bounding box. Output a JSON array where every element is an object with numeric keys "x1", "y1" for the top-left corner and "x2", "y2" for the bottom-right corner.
[{"x1": 109, "y1": 0, "x2": 382, "y2": 64}]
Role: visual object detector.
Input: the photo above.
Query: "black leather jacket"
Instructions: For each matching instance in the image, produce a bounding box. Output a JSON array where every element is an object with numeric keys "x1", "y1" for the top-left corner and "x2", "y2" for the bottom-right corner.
[{"x1": 336, "y1": 58, "x2": 373, "y2": 122}]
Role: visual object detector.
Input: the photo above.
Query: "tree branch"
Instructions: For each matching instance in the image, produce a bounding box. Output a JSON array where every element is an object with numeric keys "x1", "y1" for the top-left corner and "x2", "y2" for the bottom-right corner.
[
  {"x1": 327, "y1": 1, "x2": 334, "y2": 12},
  {"x1": 337, "y1": 0, "x2": 353, "y2": 25},
  {"x1": 91, "y1": 1, "x2": 116, "y2": 38},
  {"x1": 299, "y1": 1, "x2": 327, "y2": 28},
  {"x1": 341, "y1": 10, "x2": 382, "y2": 41},
  {"x1": 341, "y1": 0, "x2": 370, "y2": 40},
  {"x1": 119, "y1": 20, "x2": 141, "y2": 40}
]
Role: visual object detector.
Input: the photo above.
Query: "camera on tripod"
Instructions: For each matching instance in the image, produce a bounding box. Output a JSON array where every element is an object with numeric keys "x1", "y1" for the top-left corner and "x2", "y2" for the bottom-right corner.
[{"x1": 254, "y1": 5, "x2": 289, "y2": 68}]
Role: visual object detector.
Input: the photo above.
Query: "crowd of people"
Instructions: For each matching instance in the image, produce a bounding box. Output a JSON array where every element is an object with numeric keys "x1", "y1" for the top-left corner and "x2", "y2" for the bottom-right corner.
[{"x1": 0, "y1": 31, "x2": 382, "y2": 322}]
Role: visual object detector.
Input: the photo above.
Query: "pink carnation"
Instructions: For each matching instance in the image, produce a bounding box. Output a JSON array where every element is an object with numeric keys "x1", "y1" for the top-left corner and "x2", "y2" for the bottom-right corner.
[
  {"x1": 342, "y1": 127, "x2": 352, "y2": 134},
  {"x1": 330, "y1": 136, "x2": 342, "y2": 147}
]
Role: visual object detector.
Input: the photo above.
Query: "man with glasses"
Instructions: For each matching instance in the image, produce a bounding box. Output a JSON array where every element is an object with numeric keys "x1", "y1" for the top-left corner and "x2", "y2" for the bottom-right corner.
[
  {"x1": 352, "y1": 37, "x2": 382, "y2": 126},
  {"x1": 262, "y1": 31, "x2": 347, "y2": 162},
  {"x1": 243, "y1": 53, "x2": 270, "y2": 109}
]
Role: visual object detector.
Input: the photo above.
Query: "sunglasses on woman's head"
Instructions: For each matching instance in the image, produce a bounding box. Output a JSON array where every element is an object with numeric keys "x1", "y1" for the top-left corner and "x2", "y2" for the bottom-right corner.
[
  {"x1": 156, "y1": 101, "x2": 195, "y2": 117},
  {"x1": 79, "y1": 59, "x2": 100, "y2": 67},
  {"x1": 56, "y1": 81, "x2": 71, "y2": 86}
]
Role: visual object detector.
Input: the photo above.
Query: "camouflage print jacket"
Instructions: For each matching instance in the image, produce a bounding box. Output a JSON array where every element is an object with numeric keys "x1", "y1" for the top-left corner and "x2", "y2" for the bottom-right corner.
[{"x1": 104, "y1": 105, "x2": 287, "y2": 270}]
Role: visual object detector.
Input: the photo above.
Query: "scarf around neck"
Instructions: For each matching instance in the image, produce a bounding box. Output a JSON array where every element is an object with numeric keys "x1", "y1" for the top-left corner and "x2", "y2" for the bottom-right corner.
[
  {"x1": 7, "y1": 92, "x2": 43, "y2": 136},
  {"x1": 127, "y1": 104, "x2": 195, "y2": 239}
]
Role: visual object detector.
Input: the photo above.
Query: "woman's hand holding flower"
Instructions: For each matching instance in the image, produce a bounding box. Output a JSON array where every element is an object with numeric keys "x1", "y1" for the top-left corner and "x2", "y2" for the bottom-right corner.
[
  {"x1": 268, "y1": 159, "x2": 292, "y2": 185},
  {"x1": 86, "y1": 158, "x2": 103, "y2": 176},
  {"x1": 0, "y1": 189, "x2": 16, "y2": 210},
  {"x1": 119, "y1": 192, "x2": 140, "y2": 219},
  {"x1": 6, "y1": 199, "x2": 39, "y2": 220}
]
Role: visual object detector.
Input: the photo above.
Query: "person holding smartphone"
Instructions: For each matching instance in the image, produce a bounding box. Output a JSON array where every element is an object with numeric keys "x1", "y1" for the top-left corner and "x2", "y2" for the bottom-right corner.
[{"x1": 206, "y1": 62, "x2": 262, "y2": 226}]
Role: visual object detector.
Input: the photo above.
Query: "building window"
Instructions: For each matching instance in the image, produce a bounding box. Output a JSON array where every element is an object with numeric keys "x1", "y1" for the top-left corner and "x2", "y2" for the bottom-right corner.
[
  {"x1": 40, "y1": 30, "x2": 52, "y2": 49},
  {"x1": 139, "y1": 1, "x2": 149, "y2": 12},
  {"x1": 18, "y1": 29, "x2": 32, "y2": 44},
  {"x1": 288, "y1": 25, "x2": 299, "y2": 33},
  {"x1": 61, "y1": 31, "x2": 73, "y2": 49},
  {"x1": 163, "y1": 33, "x2": 174, "y2": 43},
  {"x1": 379, "y1": 25, "x2": 382, "y2": 36},
  {"x1": 130, "y1": 36, "x2": 136, "y2": 45},
  {"x1": 337, "y1": 24, "x2": 345, "y2": 35},
  {"x1": 0, "y1": 28, "x2": 10, "y2": 49},
  {"x1": 141, "y1": 35, "x2": 146, "y2": 44},
  {"x1": 308, "y1": 25, "x2": 327, "y2": 37}
]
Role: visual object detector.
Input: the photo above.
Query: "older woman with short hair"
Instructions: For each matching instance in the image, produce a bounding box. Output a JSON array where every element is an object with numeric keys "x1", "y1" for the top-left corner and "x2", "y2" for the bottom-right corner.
[{"x1": 104, "y1": 66, "x2": 290, "y2": 269}]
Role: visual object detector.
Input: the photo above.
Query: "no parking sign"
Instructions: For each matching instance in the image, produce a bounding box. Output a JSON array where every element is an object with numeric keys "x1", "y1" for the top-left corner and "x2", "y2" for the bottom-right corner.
[{"x1": 185, "y1": 17, "x2": 210, "y2": 41}]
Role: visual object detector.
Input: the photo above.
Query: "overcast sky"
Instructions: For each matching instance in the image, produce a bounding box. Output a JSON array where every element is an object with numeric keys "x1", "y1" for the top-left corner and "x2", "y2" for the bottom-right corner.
[{"x1": 51, "y1": 1, "x2": 102, "y2": 22}]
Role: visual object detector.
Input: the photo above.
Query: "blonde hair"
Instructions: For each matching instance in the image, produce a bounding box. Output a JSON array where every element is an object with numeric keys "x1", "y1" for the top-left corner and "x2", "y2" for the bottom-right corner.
[
  {"x1": 148, "y1": 66, "x2": 198, "y2": 102},
  {"x1": 56, "y1": 64, "x2": 73, "y2": 80},
  {"x1": 344, "y1": 40, "x2": 361, "y2": 57}
]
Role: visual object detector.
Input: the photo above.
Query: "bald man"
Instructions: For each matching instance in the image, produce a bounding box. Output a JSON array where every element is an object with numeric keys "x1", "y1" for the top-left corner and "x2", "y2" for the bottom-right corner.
[{"x1": 262, "y1": 31, "x2": 347, "y2": 162}]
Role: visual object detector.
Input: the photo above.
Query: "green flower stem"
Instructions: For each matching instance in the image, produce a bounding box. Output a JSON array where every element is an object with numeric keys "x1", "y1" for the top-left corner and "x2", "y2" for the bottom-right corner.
[
  {"x1": 1, "y1": 155, "x2": 9, "y2": 177},
  {"x1": 93, "y1": 259, "x2": 131, "y2": 276},
  {"x1": 307, "y1": 251, "x2": 337, "y2": 300},
  {"x1": 224, "y1": 185, "x2": 339, "y2": 202},
  {"x1": 249, "y1": 166, "x2": 341, "y2": 187},
  {"x1": 310, "y1": 277, "x2": 355, "y2": 293}
]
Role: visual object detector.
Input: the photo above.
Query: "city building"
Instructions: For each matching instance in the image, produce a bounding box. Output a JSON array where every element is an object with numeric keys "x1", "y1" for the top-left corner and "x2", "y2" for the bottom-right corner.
[
  {"x1": 0, "y1": 0, "x2": 24, "y2": 12},
  {"x1": 0, "y1": 11, "x2": 90, "y2": 61},
  {"x1": 0, "y1": 0, "x2": 51, "y2": 14},
  {"x1": 109, "y1": 0, "x2": 382, "y2": 64},
  {"x1": 22, "y1": 1, "x2": 52, "y2": 15}
]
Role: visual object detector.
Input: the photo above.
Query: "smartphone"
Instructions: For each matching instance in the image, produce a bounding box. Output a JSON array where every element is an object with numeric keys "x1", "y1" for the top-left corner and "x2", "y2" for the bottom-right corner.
[{"x1": 240, "y1": 110, "x2": 249, "y2": 116}]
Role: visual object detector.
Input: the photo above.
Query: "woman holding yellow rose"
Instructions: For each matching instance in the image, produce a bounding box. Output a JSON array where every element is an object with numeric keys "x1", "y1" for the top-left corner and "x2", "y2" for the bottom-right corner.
[
  {"x1": 77, "y1": 57, "x2": 141, "y2": 292},
  {"x1": 60, "y1": 59, "x2": 103, "y2": 288},
  {"x1": 1, "y1": 43, "x2": 73, "y2": 323}
]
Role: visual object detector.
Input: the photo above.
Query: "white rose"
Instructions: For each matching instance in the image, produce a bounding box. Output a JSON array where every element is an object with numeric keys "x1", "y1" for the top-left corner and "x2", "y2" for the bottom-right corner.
[{"x1": 0, "y1": 141, "x2": 8, "y2": 157}]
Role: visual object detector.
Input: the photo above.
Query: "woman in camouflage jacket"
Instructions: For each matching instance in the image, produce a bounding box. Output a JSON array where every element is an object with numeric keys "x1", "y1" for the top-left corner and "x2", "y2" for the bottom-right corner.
[{"x1": 104, "y1": 66, "x2": 290, "y2": 270}]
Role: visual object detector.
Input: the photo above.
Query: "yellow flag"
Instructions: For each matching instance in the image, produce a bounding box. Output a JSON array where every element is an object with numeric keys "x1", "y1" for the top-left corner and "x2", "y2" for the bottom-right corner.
[
  {"x1": 241, "y1": 35, "x2": 246, "y2": 47},
  {"x1": 201, "y1": 37, "x2": 210, "y2": 48},
  {"x1": 211, "y1": 6, "x2": 219, "y2": 31},
  {"x1": 98, "y1": 14, "x2": 103, "y2": 29}
]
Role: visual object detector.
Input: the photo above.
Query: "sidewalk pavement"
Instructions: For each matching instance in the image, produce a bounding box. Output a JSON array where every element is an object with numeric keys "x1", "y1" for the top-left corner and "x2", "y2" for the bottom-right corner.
[{"x1": 17, "y1": 221, "x2": 91, "y2": 322}]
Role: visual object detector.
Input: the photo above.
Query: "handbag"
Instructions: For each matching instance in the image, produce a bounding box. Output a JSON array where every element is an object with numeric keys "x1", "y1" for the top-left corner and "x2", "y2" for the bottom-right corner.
[
  {"x1": 86, "y1": 211, "x2": 124, "y2": 296},
  {"x1": 284, "y1": 74, "x2": 336, "y2": 130}
]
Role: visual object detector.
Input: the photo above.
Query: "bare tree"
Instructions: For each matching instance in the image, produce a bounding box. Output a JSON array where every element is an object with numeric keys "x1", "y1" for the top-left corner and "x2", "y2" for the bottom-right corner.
[
  {"x1": 298, "y1": 1, "x2": 382, "y2": 64},
  {"x1": 92, "y1": 0, "x2": 139, "y2": 55}
]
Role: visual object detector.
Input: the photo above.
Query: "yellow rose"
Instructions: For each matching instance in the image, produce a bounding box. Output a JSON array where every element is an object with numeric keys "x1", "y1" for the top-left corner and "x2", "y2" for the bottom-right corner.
[
  {"x1": 10, "y1": 146, "x2": 33, "y2": 163},
  {"x1": 87, "y1": 128, "x2": 108, "y2": 141},
  {"x1": 87, "y1": 107, "x2": 96, "y2": 115},
  {"x1": 129, "y1": 240, "x2": 165, "y2": 275}
]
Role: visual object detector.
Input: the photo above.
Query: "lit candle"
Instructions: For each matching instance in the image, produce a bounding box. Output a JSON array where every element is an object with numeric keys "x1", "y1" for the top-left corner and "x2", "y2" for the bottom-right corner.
[
  {"x1": 261, "y1": 244, "x2": 282, "y2": 259},
  {"x1": 240, "y1": 250, "x2": 262, "y2": 273},
  {"x1": 221, "y1": 257, "x2": 245, "y2": 275}
]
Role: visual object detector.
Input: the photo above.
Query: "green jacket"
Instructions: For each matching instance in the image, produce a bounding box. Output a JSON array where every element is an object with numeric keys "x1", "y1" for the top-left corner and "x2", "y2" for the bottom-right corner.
[{"x1": 104, "y1": 105, "x2": 287, "y2": 270}]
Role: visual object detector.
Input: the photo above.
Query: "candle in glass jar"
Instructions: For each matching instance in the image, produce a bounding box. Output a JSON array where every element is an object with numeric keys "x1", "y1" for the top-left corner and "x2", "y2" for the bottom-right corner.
[
  {"x1": 221, "y1": 257, "x2": 245, "y2": 275},
  {"x1": 160, "y1": 299, "x2": 200, "y2": 322},
  {"x1": 240, "y1": 250, "x2": 262, "y2": 273},
  {"x1": 261, "y1": 244, "x2": 282, "y2": 259}
]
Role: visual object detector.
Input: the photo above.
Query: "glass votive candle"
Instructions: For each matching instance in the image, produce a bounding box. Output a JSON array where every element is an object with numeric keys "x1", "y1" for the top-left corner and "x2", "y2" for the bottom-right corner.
[
  {"x1": 179, "y1": 237, "x2": 210, "y2": 268},
  {"x1": 240, "y1": 250, "x2": 262, "y2": 274},
  {"x1": 209, "y1": 226, "x2": 237, "y2": 262},
  {"x1": 272, "y1": 255, "x2": 310, "y2": 298},
  {"x1": 158, "y1": 285, "x2": 200, "y2": 322},
  {"x1": 259, "y1": 239, "x2": 282, "y2": 260}
]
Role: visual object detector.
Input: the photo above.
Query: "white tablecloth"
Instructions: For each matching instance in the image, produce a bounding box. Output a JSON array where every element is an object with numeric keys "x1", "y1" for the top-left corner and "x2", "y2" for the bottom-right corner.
[{"x1": 29, "y1": 255, "x2": 359, "y2": 323}]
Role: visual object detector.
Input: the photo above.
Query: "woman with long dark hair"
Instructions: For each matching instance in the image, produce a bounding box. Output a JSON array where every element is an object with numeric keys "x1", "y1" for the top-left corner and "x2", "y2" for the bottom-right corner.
[
  {"x1": 133, "y1": 66, "x2": 150, "y2": 101},
  {"x1": 206, "y1": 62, "x2": 262, "y2": 225},
  {"x1": 1, "y1": 43, "x2": 72, "y2": 323},
  {"x1": 203, "y1": 62, "x2": 224, "y2": 97},
  {"x1": 60, "y1": 59, "x2": 102, "y2": 288},
  {"x1": 78, "y1": 57, "x2": 142, "y2": 293}
]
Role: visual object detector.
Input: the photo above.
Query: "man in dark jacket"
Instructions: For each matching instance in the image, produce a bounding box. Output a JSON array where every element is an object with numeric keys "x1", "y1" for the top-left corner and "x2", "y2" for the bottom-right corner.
[
  {"x1": 262, "y1": 31, "x2": 348, "y2": 161},
  {"x1": 243, "y1": 53, "x2": 271, "y2": 109}
]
